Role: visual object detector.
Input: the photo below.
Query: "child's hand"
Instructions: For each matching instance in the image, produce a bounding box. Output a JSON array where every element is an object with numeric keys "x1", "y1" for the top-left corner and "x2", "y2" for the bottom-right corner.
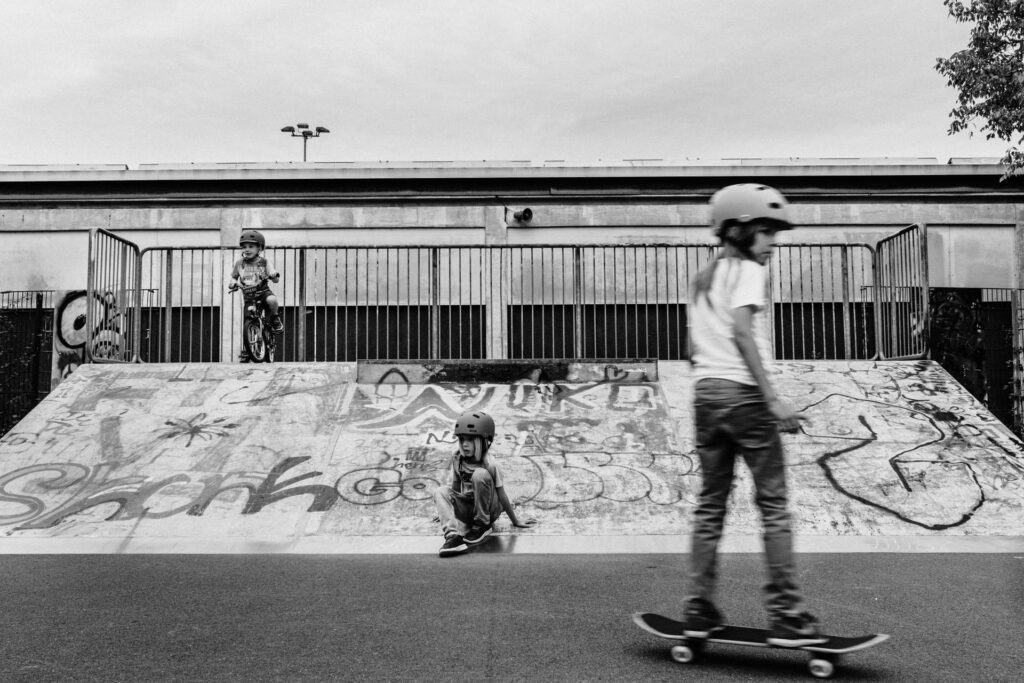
[
  {"x1": 513, "y1": 517, "x2": 538, "y2": 529},
  {"x1": 227, "y1": 282, "x2": 239, "y2": 292},
  {"x1": 269, "y1": 272, "x2": 280, "y2": 283},
  {"x1": 769, "y1": 398, "x2": 808, "y2": 434}
]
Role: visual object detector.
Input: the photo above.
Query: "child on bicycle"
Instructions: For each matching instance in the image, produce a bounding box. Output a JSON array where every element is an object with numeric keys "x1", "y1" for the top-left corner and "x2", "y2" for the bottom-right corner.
[
  {"x1": 433, "y1": 410, "x2": 537, "y2": 557},
  {"x1": 228, "y1": 230, "x2": 283, "y2": 361}
]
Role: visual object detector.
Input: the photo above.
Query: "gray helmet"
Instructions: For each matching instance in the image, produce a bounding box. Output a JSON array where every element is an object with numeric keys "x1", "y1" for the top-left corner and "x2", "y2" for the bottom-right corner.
[
  {"x1": 710, "y1": 184, "x2": 793, "y2": 243},
  {"x1": 239, "y1": 229, "x2": 265, "y2": 249},
  {"x1": 454, "y1": 411, "x2": 495, "y2": 440}
]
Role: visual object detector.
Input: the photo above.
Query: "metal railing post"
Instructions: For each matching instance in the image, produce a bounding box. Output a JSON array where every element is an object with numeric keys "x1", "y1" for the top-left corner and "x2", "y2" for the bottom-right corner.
[
  {"x1": 163, "y1": 251, "x2": 174, "y2": 362},
  {"x1": 85, "y1": 230, "x2": 96, "y2": 363},
  {"x1": 573, "y1": 246, "x2": 583, "y2": 359},
  {"x1": 297, "y1": 249, "x2": 307, "y2": 361},
  {"x1": 430, "y1": 247, "x2": 440, "y2": 359},
  {"x1": 841, "y1": 248, "x2": 852, "y2": 359}
]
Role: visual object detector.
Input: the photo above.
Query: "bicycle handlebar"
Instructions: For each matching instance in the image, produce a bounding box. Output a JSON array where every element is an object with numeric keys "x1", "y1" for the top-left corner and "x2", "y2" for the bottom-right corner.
[{"x1": 228, "y1": 275, "x2": 276, "y2": 294}]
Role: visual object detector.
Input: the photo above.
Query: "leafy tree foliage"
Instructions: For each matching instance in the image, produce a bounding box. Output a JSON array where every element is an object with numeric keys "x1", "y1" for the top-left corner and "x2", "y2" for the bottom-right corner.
[{"x1": 935, "y1": 0, "x2": 1024, "y2": 177}]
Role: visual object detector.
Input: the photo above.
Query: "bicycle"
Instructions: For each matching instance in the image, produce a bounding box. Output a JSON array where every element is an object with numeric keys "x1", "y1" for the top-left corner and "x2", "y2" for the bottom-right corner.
[{"x1": 229, "y1": 278, "x2": 277, "y2": 363}]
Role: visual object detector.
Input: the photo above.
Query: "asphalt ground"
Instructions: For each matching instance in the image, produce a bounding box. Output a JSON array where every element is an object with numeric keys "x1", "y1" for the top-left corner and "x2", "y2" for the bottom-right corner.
[{"x1": 0, "y1": 552, "x2": 1020, "y2": 682}]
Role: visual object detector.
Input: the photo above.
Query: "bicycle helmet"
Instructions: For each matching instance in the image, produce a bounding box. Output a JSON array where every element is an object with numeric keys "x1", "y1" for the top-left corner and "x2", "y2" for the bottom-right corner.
[
  {"x1": 453, "y1": 411, "x2": 495, "y2": 440},
  {"x1": 709, "y1": 184, "x2": 793, "y2": 246},
  {"x1": 239, "y1": 229, "x2": 265, "y2": 250}
]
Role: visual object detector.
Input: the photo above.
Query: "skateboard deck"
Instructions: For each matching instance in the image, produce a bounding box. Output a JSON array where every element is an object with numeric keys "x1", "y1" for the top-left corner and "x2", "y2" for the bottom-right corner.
[{"x1": 633, "y1": 612, "x2": 888, "y2": 679}]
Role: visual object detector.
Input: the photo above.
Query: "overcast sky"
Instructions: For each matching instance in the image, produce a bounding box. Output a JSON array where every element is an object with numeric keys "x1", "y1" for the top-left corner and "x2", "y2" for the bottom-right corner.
[{"x1": 1, "y1": 0, "x2": 1010, "y2": 167}]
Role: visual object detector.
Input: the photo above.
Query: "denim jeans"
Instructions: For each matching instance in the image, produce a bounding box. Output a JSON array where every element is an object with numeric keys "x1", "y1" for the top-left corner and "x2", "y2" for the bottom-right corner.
[
  {"x1": 687, "y1": 378, "x2": 804, "y2": 618},
  {"x1": 433, "y1": 468, "x2": 503, "y2": 539}
]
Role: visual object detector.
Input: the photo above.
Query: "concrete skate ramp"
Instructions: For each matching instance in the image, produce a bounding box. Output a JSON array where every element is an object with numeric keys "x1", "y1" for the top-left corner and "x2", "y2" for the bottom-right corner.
[{"x1": 0, "y1": 360, "x2": 1022, "y2": 553}]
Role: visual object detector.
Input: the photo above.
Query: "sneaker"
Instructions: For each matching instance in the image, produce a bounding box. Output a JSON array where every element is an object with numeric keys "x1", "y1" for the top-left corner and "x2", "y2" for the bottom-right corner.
[
  {"x1": 271, "y1": 316, "x2": 284, "y2": 334},
  {"x1": 682, "y1": 598, "x2": 725, "y2": 637},
  {"x1": 438, "y1": 534, "x2": 467, "y2": 557},
  {"x1": 767, "y1": 612, "x2": 828, "y2": 647},
  {"x1": 464, "y1": 523, "x2": 493, "y2": 545}
]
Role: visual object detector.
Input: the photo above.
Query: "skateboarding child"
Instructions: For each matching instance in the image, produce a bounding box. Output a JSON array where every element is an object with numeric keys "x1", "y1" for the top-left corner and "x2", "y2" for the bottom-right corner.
[
  {"x1": 683, "y1": 183, "x2": 825, "y2": 647},
  {"x1": 227, "y1": 229, "x2": 283, "y2": 362},
  {"x1": 433, "y1": 411, "x2": 537, "y2": 557}
]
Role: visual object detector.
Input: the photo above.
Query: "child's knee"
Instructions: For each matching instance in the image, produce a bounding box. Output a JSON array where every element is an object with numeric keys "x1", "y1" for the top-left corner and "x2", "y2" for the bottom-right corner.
[
  {"x1": 470, "y1": 468, "x2": 493, "y2": 485},
  {"x1": 265, "y1": 294, "x2": 279, "y2": 308}
]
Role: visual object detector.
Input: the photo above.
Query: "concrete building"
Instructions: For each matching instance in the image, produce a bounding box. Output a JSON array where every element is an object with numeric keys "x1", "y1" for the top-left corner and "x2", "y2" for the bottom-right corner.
[{"x1": 1, "y1": 158, "x2": 1022, "y2": 434}]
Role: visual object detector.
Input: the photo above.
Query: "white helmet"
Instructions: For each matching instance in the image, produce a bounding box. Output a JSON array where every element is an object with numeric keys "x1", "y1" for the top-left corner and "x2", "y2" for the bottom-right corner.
[{"x1": 710, "y1": 184, "x2": 793, "y2": 239}]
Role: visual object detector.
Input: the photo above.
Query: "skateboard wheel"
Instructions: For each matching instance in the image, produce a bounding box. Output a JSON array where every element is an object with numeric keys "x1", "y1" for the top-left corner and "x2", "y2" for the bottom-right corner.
[
  {"x1": 670, "y1": 644, "x2": 697, "y2": 664},
  {"x1": 808, "y1": 658, "x2": 834, "y2": 679}
]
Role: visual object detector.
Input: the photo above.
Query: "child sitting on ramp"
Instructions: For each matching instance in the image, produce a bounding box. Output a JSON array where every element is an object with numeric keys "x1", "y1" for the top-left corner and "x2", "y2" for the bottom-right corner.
[{"x1": 432, "y1": 410, "x2": 536, "y2": 557}]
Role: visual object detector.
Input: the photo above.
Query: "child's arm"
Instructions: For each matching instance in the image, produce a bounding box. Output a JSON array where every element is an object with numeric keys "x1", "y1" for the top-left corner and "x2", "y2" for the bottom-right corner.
[
  {"x1": 496, "y1": 486, "x2": 536, "y2": 528},
  {"x1": 227, "y1": 262, "x2": 241, "y2": 291},
  {"x1": 731, "y1": 305, "x2": 804, "y2": 433},
  {"x1": 265, "y1": 259, "x2": 280, "y2": 283}
]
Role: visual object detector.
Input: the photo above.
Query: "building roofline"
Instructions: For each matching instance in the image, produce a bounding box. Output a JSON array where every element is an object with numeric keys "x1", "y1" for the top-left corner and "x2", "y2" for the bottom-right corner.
[{"x1": 0, "y1": 157, "x2": 1008, "y2": 183}]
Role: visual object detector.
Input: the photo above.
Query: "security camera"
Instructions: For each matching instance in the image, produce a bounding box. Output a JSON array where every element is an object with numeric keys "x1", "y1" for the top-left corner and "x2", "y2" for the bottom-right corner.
[{"x1": 513, "y1": 208, "x2": 533, "y2": 222}]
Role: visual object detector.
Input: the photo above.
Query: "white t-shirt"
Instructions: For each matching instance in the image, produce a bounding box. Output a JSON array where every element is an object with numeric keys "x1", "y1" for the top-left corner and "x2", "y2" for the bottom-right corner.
[{"x1": 689, "y1": 257, "x2": 773, "y2": 386}]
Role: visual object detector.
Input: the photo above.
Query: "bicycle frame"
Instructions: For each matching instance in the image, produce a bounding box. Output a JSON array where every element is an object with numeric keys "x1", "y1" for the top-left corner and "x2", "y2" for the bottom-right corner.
[{"x1": 231, "y1": 284, "x2": 276, "y2": 363}]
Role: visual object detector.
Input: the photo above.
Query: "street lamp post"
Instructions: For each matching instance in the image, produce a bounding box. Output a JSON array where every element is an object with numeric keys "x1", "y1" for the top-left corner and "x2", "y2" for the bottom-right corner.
[{"x1": 280, "y1": 123, "x2": 330, "y2": 161}]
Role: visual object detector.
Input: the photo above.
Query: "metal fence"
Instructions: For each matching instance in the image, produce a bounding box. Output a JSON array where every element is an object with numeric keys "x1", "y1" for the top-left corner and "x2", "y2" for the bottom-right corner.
[
  {"x1": 130, "y1": 236, "x2": 900, "y2": 364},
  {"x1": 876, "y1": 224, "x2": 929, "y2": 359},
  {"x1": 87, "y1": 228, "x2": 142, "y2": 363},
  {"x1": 1010, "y1": 289, "x2": 1024, "y2": 438}
]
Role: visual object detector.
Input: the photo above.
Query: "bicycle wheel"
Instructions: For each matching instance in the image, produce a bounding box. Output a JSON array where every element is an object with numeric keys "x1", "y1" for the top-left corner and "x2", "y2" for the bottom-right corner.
[
  {"x1": 264, "y1": 326, "x2": 276, "y2": 363},
  {"x1": 243, "y1": 318, "x2": 267, "y2": 362}
]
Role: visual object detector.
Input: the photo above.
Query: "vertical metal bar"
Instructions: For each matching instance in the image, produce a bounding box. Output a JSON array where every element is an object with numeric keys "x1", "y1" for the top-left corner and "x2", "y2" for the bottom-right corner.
[
  {"x1": 537, "y1": 247, "x2": 544, "y2": 358},
  {"x1": 573, "y1": 246, "x2": 583, "y2": 359},
  {"x1": 918, "y1": 224, "x2": 930, "y2": 356},
  {"x1": 354, "y1": 248, "x2": 361, "y2": 361},
  {"x1": 600, "y1": 247, "x2": 607, "y2": 358},
  {"x1": 612, "y1": 247, "x2": 618, "y2": 358},
  {"x1": 383, "y1": 247, "x2": 390, "y2": 360},
  {"x1": 652, "y1": 247, "x2": 660, "y2": 360},
  {"x1": 200, "y1": 248, "x2": 209, "y2": 361},
  {"x1": 369, "y1": 247, "x2": 376, "y2": 360},
  {"x1": 782, "y1": 246, "x2": 792, "y2": 359},
  {"x1": 85, "y1": 231, "x2": 96, "y2": 363},
  {"x1": 841, "y1": 248, "x2": 852, "y2": 359},
  {"x1": 162, "y1": 251, "x2": 173, "y2": 362},
  {"x1": 673, "y1": 247, "x2": 681, "y2": 360},
  {"x1": 457, "y1": 247, "x2": 463, "y2": 359},
  {"x1": 519, "y1": 248, "x2": 525, "y2": 359},
  {"x1": 403, "y1": 247, "x2": 409, "y2": 360},
  {"x1": 626, "y1": 245, "x2": 634, "y2": 358},
  {"x1": 130, "y1": 241, "x2": 141, "y2": 363},
  {"x1": 446, "y1": 248, "x2": 453, "y2": 358},
  {"x1": 872, "y1": 242, "x2": 885, "y2": 359},
  {"x1": 477, "y1": 247, "x2": 483, "y2": 359},
  {"x1": 430, "y1": 247, "x2": 440, "y2": 359},
  {"x1": 529, "y1": 247, "x2": 536, "y2": 358},
  {"x1": 339, "y1": 246, "x2": 348, "y2": 360},
  {"x1": 294, "y1": 249, "x2": 305, "y2": 361},
  {"x1": 810, "y1": 246, "x2": 820, "y2": 359},
  {"x1": 344, "y1": 249, "x2": 351, "y2": 361},
  {"x1": 590, "y1": 247, "x2": 598, "y2": 358}
]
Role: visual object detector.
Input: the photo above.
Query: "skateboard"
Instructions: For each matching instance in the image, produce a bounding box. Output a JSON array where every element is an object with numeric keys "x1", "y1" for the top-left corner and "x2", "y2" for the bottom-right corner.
[{"x1": 633, "y1": 612, "x2": 888, "y2": 679}]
